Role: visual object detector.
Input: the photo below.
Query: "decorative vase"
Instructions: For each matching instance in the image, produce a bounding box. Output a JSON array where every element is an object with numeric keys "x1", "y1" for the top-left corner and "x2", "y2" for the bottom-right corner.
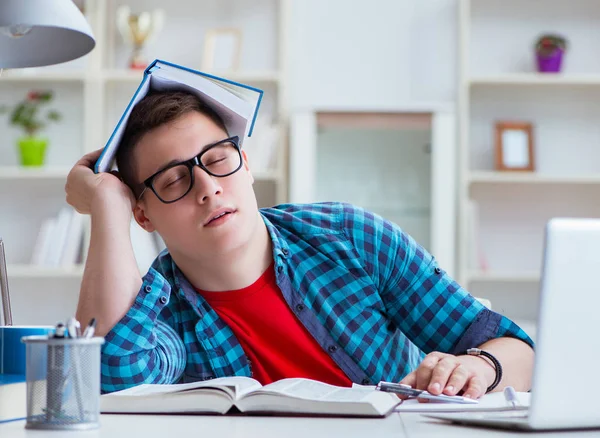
[
  {"x1": 536, "y1": 48, "x2": 564, "y2": 73},
  {"x1": 18, "y1": 137, "x2": 47, "y2": 167}
]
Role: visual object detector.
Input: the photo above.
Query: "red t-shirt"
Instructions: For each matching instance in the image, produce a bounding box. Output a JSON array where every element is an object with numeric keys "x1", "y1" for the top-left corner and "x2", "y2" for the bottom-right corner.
[{"x1": 198, "y1": 264, "x2": 352, "y2": 387}]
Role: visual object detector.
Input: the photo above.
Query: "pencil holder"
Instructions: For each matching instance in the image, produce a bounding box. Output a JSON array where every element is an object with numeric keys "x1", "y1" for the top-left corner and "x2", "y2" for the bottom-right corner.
[{"x1": 21, "y1": 335, "x2": 104, "y2": 430}]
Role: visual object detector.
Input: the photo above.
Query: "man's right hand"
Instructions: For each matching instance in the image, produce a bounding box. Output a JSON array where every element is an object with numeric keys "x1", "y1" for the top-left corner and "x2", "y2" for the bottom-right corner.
[{"x1": 65, "y1": 149, "x2": 135, "y2": 215}]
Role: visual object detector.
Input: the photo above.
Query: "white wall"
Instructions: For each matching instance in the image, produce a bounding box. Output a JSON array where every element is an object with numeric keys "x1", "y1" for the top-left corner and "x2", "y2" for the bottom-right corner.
[{"x1": 288, "y1": 0, "x2": 458, "y2": 110}]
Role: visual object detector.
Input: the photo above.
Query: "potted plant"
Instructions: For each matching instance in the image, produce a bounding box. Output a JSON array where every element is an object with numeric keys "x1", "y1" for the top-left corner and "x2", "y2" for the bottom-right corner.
[
  {"x1": 535, "y1": 34, "x2": 567, "y2": 73},
  {"x1": 0, "y1": 90, "x2": 61, "y2": 167}
]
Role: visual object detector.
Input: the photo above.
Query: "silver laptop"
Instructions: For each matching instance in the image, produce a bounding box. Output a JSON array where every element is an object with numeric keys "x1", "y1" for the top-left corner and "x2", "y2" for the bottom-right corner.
[{"x1": 425, "y1": 218, "x2": 600, "y2": 431}]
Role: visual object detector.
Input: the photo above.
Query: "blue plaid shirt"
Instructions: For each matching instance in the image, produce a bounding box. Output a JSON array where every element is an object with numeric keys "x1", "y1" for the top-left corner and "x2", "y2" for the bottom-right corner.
[{"x1": 101, "y1": 202, "x2": 533, "y2": 393}]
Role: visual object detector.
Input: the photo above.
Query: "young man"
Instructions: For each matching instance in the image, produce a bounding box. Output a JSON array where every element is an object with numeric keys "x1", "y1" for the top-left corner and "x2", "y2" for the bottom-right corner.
[{"x1": 66, "y1": 90, "x2": 534, "y2": 397}]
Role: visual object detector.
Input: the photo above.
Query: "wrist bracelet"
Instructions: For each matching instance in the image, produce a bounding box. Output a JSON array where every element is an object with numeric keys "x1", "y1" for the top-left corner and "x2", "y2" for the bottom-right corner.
[{"x1": 456, "y1": 348, "x2": 503, "y2": 393}]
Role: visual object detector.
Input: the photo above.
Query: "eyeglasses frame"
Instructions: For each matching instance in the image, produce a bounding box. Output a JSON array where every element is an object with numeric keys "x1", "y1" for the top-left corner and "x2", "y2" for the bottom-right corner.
[{"x1": 136, "y1": 135, "x2": 242, "y2": 204}]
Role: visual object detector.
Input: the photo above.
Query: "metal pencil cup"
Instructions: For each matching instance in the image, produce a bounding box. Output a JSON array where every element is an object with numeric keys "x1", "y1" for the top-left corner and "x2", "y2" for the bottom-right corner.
[{"x1": 22, "y1": 335, "x2": 105, "y2": 430}]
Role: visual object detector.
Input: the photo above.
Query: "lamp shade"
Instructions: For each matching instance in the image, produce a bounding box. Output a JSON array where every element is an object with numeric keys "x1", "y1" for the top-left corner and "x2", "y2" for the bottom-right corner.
[{"x1": 0, "y1": 0, "x2": 95, "y2": 68}]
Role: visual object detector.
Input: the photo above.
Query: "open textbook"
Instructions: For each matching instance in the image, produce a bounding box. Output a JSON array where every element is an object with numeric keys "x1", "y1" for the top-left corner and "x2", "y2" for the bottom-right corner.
[
  {"x1": 101, "y1": 376, "x2": 401, "y2": 417},
  {"x1": 95, "y1": 59, "x2": 263, "y2": 173}
]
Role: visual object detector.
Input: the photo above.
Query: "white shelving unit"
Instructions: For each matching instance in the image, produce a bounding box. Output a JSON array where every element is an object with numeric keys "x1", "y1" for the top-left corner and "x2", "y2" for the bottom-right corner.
[
  {"x1": 458, "y1": 0, "x2": 600, "y2": 338},
  {"x1": 0, "y1": 0, "x2": 289, "y2": 324},
  {"x1": 290, "y1": 107, "x2": 458, "y2": 277}
]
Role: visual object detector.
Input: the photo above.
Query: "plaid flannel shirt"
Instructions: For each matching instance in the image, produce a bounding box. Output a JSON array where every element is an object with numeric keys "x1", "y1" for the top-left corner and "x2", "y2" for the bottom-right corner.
[{"x1": 101, "y1": 202, "x2": 533, "y2": 393}]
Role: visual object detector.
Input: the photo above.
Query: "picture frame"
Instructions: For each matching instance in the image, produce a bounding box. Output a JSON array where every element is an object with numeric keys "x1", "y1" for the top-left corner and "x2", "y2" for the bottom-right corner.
[
  {"x1": 201, "y1": 28, "x2": 242, "y2": 72},
  {"x1": 494, "y1": 122, "x2": 535, "y2": 171}
]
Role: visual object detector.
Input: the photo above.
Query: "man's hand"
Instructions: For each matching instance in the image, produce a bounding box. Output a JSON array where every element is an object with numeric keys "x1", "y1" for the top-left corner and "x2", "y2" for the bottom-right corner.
[
  {"x1": 399, "y1": 351, "x2": 495, "y2": 400},
  {"x1": 65, "y1": 148, "x2": 135, "y2": 215}
]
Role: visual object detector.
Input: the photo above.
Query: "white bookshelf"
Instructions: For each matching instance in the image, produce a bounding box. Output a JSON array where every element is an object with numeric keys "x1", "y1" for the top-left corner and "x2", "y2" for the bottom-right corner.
[
  {"x1": 0, "y1": 0, "x2": 290, "y2": 325},
  {"x1": 7, "y1": 264, "x2": 85, "y2": 279},
  {"x1": 458, "y1": 0, "x2": 600, "y2": 332}
]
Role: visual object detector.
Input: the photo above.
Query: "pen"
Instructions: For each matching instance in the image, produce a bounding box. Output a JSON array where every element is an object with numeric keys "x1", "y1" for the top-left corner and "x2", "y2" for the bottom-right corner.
[
  {"x1": 376, "y1": 381, "x2": 479, "y2": 404},
  {"x1": 503, "y1": 386, "x2": 520, "y2": 409},
  {"x1": 47, "y1": 322, "x2": 66, "y2": 421},
  {"x1": 67, "y1": 317, "x2": 81, "y2": 339},
  {"x1": 67, "y1": 316, "x2": 85, "y2": 421},
  {"x1": 82, "y1": 317, "x2": 96, "y2": 339}
]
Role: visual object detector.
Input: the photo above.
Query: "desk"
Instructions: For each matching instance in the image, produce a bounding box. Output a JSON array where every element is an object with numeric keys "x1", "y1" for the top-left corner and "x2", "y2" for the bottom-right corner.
[{"x1": 1, "y1": 413, "x2": 600, "y2": 437}]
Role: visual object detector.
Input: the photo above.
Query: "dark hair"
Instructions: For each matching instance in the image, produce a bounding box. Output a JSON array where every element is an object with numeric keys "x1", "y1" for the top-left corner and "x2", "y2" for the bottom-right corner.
[{"x1": 115, "y1": 90, "x2": 228, "y2": 196}]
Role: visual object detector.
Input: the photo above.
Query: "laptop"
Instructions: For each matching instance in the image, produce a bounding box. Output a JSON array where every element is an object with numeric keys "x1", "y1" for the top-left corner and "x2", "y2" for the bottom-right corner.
[{"x1": 425, "y1": 218, "x2": 600, "y2": 431}]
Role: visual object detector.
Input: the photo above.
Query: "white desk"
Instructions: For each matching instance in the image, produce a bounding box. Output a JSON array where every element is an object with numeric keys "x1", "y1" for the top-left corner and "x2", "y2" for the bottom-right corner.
[{"x1": 2, "y1": 413, "x2": 600, "y2": 437}]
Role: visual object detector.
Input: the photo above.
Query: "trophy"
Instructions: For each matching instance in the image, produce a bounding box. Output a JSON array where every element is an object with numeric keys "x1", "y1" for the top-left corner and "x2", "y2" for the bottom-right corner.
[{"x1": 116, "y1": 6, "x2": 165, "y2": 70}]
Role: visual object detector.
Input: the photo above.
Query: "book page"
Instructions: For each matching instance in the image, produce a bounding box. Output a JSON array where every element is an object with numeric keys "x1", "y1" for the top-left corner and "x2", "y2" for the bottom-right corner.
[
  {"x1": 105, "y1": 376, "x2": 261, "y2": 399},
  {"x1": 151, "y1": 74, "x2": 250, "y2": 141},
  {"x1": 255, "y1": 378, "x2": 377, "y2": 402}
]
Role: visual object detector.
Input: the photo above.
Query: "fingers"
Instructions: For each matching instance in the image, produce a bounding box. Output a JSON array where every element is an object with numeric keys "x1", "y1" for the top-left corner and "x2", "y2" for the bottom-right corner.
[
  {"x1": 399, "y1": 371, "x2": 416, "y2": 388},
  {"x1": 443, "y1": 364, "x2": 470, "y2": 395},
  {"x1": 75, "y1": 148, "x2": 104, "y2": 169},
  {"x1": 415, "y1": 353, "x2": 444, "y2": 391},
  {"x1": 427, "y1": 356, "x2": 461, "y2": 395},
  {"x1": 461, "y1": 375, "x2": 487, "y2": 400}
]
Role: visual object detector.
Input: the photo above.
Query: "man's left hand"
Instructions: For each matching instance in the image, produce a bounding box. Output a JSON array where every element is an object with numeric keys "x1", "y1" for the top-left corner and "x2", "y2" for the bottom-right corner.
[{"x1": 398, "y1": 351, "x2": 494, "y2": 400}]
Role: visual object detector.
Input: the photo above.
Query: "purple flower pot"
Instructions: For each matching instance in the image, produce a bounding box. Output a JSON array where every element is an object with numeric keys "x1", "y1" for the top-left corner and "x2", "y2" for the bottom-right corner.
[{"x1": 536, "y1": 48, "x2": 564, "y2": 73}]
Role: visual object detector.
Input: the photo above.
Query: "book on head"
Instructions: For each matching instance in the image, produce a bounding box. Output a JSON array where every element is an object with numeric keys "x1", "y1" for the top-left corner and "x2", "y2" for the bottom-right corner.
[
  {"x1": 94, "y1": 59, "x2": 264, "y2": 173},
  {"x1": 100, "y1": 376, "x2": 401, "y2": 417}
]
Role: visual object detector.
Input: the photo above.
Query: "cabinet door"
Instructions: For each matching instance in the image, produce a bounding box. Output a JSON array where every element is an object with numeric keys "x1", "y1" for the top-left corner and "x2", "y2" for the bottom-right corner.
[
  {"x1": 316, "y1": 119, "x2": 432, "y2": 249},
  {"x1": 290, "y1": 111, "x2": 456, "y2": 276}
]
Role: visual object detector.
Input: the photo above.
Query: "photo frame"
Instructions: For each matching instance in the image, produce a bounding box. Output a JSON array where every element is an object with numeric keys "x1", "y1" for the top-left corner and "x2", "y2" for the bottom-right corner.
[
  {"x1": 201, "y1": 28, "x2": 242, "y2": 72},
  {"x1": 494, "y1": 122, "x2": 535, "y2": 171}
]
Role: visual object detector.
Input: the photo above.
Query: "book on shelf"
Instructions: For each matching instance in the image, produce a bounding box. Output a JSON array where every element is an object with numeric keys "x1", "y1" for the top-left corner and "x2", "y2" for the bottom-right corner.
[
  {"x1": 100, "y1": 376, "x2": 400, "y2": 417},
  {"x1": 30, "y1": 207, "x2": 84, "y2": 267},
  {"x1": 0, "y1": 374, "x2": 26, "y2": 423},
  {"x1": 95, "y1": 59, "x2": 264, "y2": 173}
]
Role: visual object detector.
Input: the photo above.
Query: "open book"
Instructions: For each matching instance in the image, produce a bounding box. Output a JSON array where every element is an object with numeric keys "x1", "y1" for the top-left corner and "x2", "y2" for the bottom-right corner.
[
  {"x1": 95, "y1": 59, "x2": 263, "y2": 173},
  {"x1": 100, "y1": 376, "x2": 401, "y2": 417}
]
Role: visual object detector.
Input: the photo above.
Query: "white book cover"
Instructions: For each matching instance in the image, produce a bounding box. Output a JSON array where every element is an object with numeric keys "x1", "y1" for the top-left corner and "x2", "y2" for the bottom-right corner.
[
  {"x1": 95, "y1": 59, "x2": 264, "y2": 173},
  {"x1": 60, "y1": 210, "x2": 84, "y2": 266},
  {"x1": 46, "y1": 208, "x2": 73, "y2": 266},
  {"x1": 30, "y1": 217, "x2": 55, "y2": 265}
]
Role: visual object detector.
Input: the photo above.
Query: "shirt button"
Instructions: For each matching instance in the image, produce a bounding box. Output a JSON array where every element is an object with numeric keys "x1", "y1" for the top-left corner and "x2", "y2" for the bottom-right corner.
[
  {"x1": 327, "y1": 345, "x2": 338, "y2": 353},
  {"x1": 434, "y1": 267, "x2": 442, "y2": 275},
  {"x1": 361, "y1": 378, "x2": 371, "y2": 385},
  {"x1": 144, "y1": 285, "x2": 152, "y2": 293},
  {"x1": 295, "y1": 304, "x2": 305, "y2": 312},
  {"x1": 277, "y1": 265, "x2": 283, "y2": 273},
  {"x1": 159, "y1": 296, "x2": 168, "y2": 304},
  {"x1": 282, "y1": 248, "x2": 289, "y2": 256}
]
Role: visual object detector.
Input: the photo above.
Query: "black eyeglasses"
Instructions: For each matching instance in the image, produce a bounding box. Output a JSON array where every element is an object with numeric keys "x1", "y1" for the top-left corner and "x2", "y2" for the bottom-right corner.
[{"x1": 137, "y1": 136, "x2": 242, "y2": 204}]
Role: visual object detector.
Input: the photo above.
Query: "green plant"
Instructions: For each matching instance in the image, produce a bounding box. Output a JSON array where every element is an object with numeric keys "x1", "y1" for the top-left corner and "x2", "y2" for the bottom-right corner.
[
  {"x1": 0, "y1": 90, "x2": 62, "y2": 137},
  {"x1": 535, "y1": 34, "x2": 567, "y2": 57}
]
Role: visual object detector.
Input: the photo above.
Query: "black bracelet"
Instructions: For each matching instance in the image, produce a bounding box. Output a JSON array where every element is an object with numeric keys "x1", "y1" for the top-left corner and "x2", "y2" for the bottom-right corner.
[{"x1": 456, "y1": 348, "x2": 503, "y2": 393}]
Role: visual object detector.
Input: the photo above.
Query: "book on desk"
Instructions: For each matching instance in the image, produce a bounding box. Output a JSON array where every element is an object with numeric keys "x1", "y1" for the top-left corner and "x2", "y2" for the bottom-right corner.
[{"x1": 101, "y1": 376, "x2": 401, "y2": 417}]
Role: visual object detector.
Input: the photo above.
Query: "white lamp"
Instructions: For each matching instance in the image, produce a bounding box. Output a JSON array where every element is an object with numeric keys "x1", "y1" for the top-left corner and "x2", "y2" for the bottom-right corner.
[{"x1": 0, "y1": 0, "x2": 95, "y2": 68}]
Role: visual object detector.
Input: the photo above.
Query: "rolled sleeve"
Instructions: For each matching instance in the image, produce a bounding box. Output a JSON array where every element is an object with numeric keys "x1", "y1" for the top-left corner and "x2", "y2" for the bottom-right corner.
[
  {"x1": 101, "y1": 267, "x2": 186, "y2": 393},
  {"x1": 372, "y1": 215, "x2": 533, "y2": 354}
]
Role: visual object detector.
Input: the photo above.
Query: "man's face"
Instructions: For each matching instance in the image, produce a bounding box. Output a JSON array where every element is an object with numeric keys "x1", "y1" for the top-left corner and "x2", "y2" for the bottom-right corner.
[{"x1": 132, "y1": 111, "x2": 259, "y2": 259}]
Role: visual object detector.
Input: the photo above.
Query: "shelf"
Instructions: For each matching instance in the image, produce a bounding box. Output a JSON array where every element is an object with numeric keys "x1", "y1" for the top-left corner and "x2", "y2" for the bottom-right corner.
[
  {"x1": 469, "y1": 73, "x2": 600, "y2": 86},
  {"x1": 7, "y1": 264, "x2": 84, "y2": 279},
  {"x1": 469, "y1": 171, "x2": 600, "y2": 185},
  {"x1": 0, "y1": 166, "x2": 70, "y2": 180},
  {"x1": 466, "y1": 271, "x2": 540, "y2": 283},
  {"x1": 101, "y1": 70, "x2": 280, "y2": 84},
  {"x1": 0, "y1": 70, "x2": 86, "y2": 82}
]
